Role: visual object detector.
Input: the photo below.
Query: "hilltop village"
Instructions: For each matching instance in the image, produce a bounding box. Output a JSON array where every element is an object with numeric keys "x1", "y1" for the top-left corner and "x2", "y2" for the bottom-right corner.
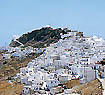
[{"x1": 0, "y1": 27, "x2": 105, "y2": 95}]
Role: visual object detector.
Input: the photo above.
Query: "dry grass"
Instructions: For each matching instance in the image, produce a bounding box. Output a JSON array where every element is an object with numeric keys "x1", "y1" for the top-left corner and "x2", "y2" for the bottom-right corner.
[
  {"x1": 0, "y1": 80, "x2": 23, "y2": 95},
  {"x1": 65, "y1": 79, "x2": 80, "y2": 89},
  {"x1": 65, "y1": 79, "x2": 102, "y2": 95},
  {"x1": 0, "y1": 57, "x2": 35, "y2": 95},
  {"x1": 73, "y1": 79, "x2": 102, "y2": 95},
  {"x1": 0, "y1": 57, "x2": 35, "y2": 80}
]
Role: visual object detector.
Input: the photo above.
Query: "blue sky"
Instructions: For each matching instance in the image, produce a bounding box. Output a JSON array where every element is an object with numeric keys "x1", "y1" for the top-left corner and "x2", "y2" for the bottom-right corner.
[{"x1": 0, "y1": 0, "x2": 105, "y2": 46}]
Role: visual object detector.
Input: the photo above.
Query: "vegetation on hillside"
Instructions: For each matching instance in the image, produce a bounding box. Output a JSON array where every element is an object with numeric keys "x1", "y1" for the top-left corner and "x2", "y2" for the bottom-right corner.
[{"x1": 10, "y1": 27, "x2": 69, "y2": 48}]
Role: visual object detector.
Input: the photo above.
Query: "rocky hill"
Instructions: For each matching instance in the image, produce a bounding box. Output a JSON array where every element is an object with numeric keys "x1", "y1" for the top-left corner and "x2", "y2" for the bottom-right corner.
[{"x1": 10, "y1": 27, "x2": 71, "y2": 48}]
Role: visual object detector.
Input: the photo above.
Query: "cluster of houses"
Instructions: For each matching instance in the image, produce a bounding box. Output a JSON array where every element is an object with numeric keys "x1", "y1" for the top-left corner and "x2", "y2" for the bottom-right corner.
[
  {"x1": 0, "y1": 46, "x2": 45, "y2": 60},
  {"x1": 11, "y1": 28, "x2": 105, "y2": 95}
]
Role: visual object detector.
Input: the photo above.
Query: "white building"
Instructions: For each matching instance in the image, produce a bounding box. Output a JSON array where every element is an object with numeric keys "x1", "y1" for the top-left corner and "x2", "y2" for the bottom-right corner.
[
  {"x1": 42, "y1": 79, "x2": 60, "y2": 90},
  {"x1": 71, "y1": 64, "x2": 96, "y2": 83}
]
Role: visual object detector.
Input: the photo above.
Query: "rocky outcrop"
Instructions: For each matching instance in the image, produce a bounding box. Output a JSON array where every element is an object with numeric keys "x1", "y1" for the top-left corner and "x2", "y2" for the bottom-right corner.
[{"x1": 10, "y1": 27, "x2": 69, "y2": 48}]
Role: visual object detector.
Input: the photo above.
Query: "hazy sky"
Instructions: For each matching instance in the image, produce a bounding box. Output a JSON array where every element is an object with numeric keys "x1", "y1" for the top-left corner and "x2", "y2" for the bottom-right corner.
[{"x1": 0, "y1": 0, "x2": 105, "y2": 46}]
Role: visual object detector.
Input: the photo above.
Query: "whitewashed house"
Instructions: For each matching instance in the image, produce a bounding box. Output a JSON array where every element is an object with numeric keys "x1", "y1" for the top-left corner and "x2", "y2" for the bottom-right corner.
[
  {"x1": 43, "y1": 79, "x2": 60, "y2": 90},
  {"x1": 50, "y1": 86, "x2": 64, "y2": 95},
  {"x1": 95, "y1": 63, "x2": 102, "y2": 70},
  {"x1": 3, "y1": 54, "x2": 11, "y2": 59},
  {"x1": 58, "y1": 74, "x2": 72, "y2": 84},
  {"x1": 21, "y1": 76, "x2": 29, "y2": 84},
  {"x1": 23, "y1": 85, "x2": 32, "y2": 95},
  {"x1": 80, "y1": 57, "x2": 90, "y2": 65},
  {"x1": 80, "y1": 67, "x2": 96, "y2": 83},
  {"x1": 71, "y1": 64, "x2": 96, "y2": 83}
]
